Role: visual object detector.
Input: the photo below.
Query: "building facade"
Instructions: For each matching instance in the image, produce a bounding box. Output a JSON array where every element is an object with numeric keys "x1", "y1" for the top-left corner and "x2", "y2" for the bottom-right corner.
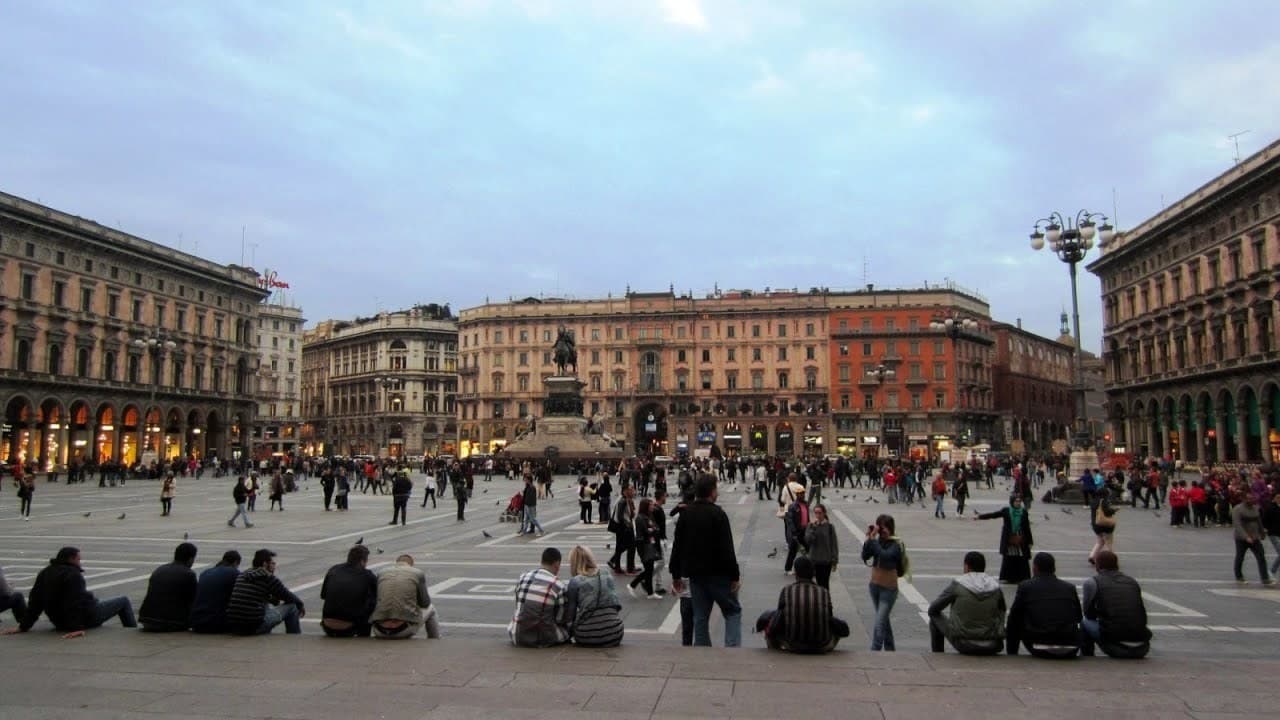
[
  {"x1": 0, "y1": 191, "x2": 268, "y2": 468},
  {"x1": 301, "y1": 306, "x2": 458, "y2": 457},
  {"x1": 828, "y1": 288, "x2": 997, "y2": 460},
  {"x1": 252, "y1": 302, "x2": 305, "y2": 460},
  {"x1": 991, "y1": 320, "x2": 1074, "y2": 453},
  {"x1": 1089, "y1": 138, "x2": 1280, "y2": 464}
]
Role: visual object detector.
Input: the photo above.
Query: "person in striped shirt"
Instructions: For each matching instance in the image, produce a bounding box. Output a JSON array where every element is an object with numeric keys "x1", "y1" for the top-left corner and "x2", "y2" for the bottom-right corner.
[
  {"x1": 225, "y1": 549, "x2": 305, "y2": 635},
  {"x1": 508, "y1": 547, "x2": 570, "y2": 647},
  {"x1": 755, "y1": 556, "x2": 848, "y2": 653}
]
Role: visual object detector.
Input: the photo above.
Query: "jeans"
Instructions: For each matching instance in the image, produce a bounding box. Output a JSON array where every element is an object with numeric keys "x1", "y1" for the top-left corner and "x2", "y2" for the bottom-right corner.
[
  {"x1": 257, "y1": 603, "x2": 302, "y2": 634},
  {"x1": 783, "y1": 539, "x2": 802, "y2": 573},
  {"x1": 1234, "y1": 539, "x2": 1270, "y2": 582},
  {"x1": 228, "y1": 502, "x2": 253, "y2": 527},
  {"x1": 680, "y1": 596, "x2": 694, "y2": 646},
  {"x1": 631, "y1": 557, "x2": 656, "y2": 595},
  {"x1": 868, "y1": 583, "x2": 897, "y2": 651},
  {"x1": 1270, "y1": 535, "x2": 1280, "y2": 576},
  {"x1": 392, "y1": 496, "x2": 408, "y2": 524},
  {"x1": 87, "y1": 596, "x2": 137, "y2": 629},
  {"x1": 813, "y1": 562, "x2": 832, "y2": 589},
  {"x1": 1, "y1": 592, "x2": 27, "y2": 623},
  {"x1": 522, "y1": 506, "x2": 544, "y2": 534},
  {"x1": 689, "y1": 576, "x2": 741, "y2": 647},
  {"x1": 934, "y1": 494, "x2": 945, "y2": 517}
]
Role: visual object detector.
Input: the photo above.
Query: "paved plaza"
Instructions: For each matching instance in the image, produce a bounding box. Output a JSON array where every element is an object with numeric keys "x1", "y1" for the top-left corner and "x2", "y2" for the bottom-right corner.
[{"x1": 2, "y1": 472, "x2": 1279, "y2": 718}]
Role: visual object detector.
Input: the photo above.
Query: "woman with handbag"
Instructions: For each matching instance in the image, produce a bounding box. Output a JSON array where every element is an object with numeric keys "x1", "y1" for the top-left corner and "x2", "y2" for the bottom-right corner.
[
  {"x1": 975, "y1": 494, "x2": 1034, "y2": 584},
  {"x1": 628, "y1": 499, "x2": 662, "y2": 599},
  {"x1": 564, "y1": 546, "x2": 624, "y2": 647},
  {"x1": 160, "y1": 474, "x2": 175, "y2": 516},
  {"x1": 1090, "y1": 496, "x2": 1118, "y2": 565}
]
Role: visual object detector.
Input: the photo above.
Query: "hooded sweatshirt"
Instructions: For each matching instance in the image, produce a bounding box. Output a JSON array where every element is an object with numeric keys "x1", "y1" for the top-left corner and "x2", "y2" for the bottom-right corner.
[{"x1": 928, "y1": 571, "x2": 1006, "y2": 643}]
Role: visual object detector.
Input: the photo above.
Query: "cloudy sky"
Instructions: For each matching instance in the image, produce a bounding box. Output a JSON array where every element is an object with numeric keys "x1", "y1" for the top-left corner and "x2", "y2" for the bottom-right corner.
[{"x1": 4, "y1": 0, "x2": 1278, "y2": 351}]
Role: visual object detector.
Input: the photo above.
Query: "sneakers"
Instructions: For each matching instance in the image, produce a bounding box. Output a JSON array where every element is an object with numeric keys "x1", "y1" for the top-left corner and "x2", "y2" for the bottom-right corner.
[
  {"x1": 1264, "y1": 578, "x2": 1276, "y2": 586},
  {"x1": 1236, "y1": 577, "x2": 1248, "y2": 584},
  {"x1": 627, "y1": 584, "x2": 639, "y2": 598},
  {"x1": 647, "y1": 593, "x2": 662, "y2": 600}
]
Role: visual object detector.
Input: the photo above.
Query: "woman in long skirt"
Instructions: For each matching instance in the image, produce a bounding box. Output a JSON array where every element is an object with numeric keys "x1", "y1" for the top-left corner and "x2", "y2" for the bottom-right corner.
[{"x1": 975, "y1": 495, "x2": 1034, "y2": 584}]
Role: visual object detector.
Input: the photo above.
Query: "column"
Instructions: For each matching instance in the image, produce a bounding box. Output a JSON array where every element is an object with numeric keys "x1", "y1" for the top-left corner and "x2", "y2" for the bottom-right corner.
[
  {"x1": 1192, "y1": 414, "x2": 1205, "y2": 464},
  {"x1": 1160, "y1": 426, "x2": 1170, "y2": 461},
  {"x1": 1146, "y1": 418, "x2": 1158, "y2": 459},
  {"x1": 1215, "y1": 414, "x2": 1228, "y2": 464},
  {"x1": 1236, "y1": 409, "x2": 1250, "y2": 463},
  {"x1": 1176, "y1": 414, "x2": 1189, "y2": 463}
]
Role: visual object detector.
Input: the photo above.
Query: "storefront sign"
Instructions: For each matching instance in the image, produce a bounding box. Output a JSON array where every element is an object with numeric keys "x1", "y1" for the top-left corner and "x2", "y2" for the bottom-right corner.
[
  {"x1": 862, "y1": 436, "x2": 879, "y2": 444},
  {"x1": 257, "y1": 269, "x2": 290, "y2": 290},
  {"x1": 696, "y1": 432, "x2": 717, "y2": 443}
]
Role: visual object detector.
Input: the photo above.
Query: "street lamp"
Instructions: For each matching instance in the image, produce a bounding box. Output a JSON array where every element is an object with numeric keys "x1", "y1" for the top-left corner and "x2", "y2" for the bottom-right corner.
[
  {"x1": 374, "y1": 375, "x2": 400, "y2": 457},
  {"x1": 1029, "y1": 209, "x2": 1116, "y2": 454},
  {"x1": 132, "y1": 333, "x2": 177, "y2": 457},
  {"x1": 930, "y1": 312, "x2": 979, "y2": 448},
  {"x1": 865, "y1": 363, "x2": 896, "y2": 384}
]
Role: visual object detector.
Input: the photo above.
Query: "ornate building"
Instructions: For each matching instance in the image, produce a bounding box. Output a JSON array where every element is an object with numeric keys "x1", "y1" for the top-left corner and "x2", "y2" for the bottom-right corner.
[
  {"x1": 301, "y1": 305, "x2": 458, "y2": 457},
  {"x1": 1089, "y1": 138, "x2": 1280, "y2": 464},
  {"x1": 0, "y1": 191, "x2": 267, "y2": 468},
  {"x1": 991, "y1": 319, "x2": 1074, "y2": 453},
  {"x1": 828, "y1": 287, "x2": 996, "y2": 460},
  {"x1": 252, "y1": 302, "x2": 305, "y2": 459}
]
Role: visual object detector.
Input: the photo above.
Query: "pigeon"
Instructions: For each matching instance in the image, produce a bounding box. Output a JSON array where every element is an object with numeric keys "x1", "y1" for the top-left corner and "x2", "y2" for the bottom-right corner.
[
  {"x1": 864, "y1": 497, "x2": 872, "y2": 503},
  {"x1": 82, "y1": 512, "x2": 92, "y2": 517},
  {"x1": 482, "y1": 530, "x2": 493, "y2": 538},
  {"x1": 1043, "y1": 514, "x2": 1050, "y2": 521},
  {"x1": 872, "y1": 498, "x2": 880, "y2": 504},
  {"x1": 1061, "y1": 508, "x2": 1073, "y2": 515},
  {"x1": 183, "y1": 531, "x2": 189, "y2": 540},
  {"x1": 356, "y1": 536, "x2": 364, "y2": 545},
  {"x1": 376, "y1": 547, "x2": 384, "y2": 554},
  {"x1": 483, "y1": 489, "x2": 488, "y2": 494},
  {"x1": 605, "y1": 543, "x2": 612, "y2": 549},
  {"x1": 495, "y1": 500, "x2": 501, "y2": 505},
  {"x1": 117, "y1": 513, "x2": 127, "y2": 520},
  {"x1": 766, "y1": 547, "x2": 778, "y2": 559},
  {"x1": 1153, "y1": 510, "x2": 1162, "y2": 518}
]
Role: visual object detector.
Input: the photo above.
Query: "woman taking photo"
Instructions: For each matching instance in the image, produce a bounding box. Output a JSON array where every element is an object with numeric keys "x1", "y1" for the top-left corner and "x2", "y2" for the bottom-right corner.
[
  {"x1": 975, "y1": 494, "x2": 1035, "y2": 583},
  {"x1": 564, "y1": 545, "x2": 624, "y2": 647},
  {"x1": 861, "y1": 513, "x2": 908, "y2": 651},
  {"x1": 804, "y1": 503, "x2": 839, "y2": 589},
  {"x1": 160, "y1": 474, "x2": 175, "y2": 516}
]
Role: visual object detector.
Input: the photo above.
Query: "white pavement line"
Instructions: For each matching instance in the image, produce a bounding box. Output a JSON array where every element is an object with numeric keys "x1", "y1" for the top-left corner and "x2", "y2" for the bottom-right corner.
[
  {"x1": 306, "y1": 512, "x2": 457, "y2": 545},
  {"x1": 85, "y1": 573, "x2": 155, "y2": 591},
  {"x1": 289, "y1": 561, "x2": 393, "y2": 593},
  {"x1": 906, "y1": 573, "x2": 1229, "y2": 585},
  {"x1": 0, "y1": 533, "x2": 323, "y2": 545},
  {"x1": 901, "y1": 546, "x2": 1234, "y2": 558},
  {"x1": 476, "y1": 511, "x2": 580, "y2": 547},
  {"x1": 831, "y1": 507, "x2": 931, "y2": 622},
  {"x1": 1139, "y1": 591, "x2": 1207, "y2": 618},
  {"x1": 736, "y1": 495, "x2": 749, "y2": 505}
]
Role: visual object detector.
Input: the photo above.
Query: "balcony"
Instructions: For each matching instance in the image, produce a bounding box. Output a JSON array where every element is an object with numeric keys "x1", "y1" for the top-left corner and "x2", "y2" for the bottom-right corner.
[
  {"x1": 458, "y1": 365, "x2": 479, "y2": 376},
  {"x1": 904, "y1": 376, "x2": 929, "y2": 387}
]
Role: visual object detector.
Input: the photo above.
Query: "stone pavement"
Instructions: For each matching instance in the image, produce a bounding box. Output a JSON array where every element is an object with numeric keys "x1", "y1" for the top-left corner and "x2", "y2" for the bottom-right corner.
[{"x1": 1, "y1": 630, "x2": 1277, "y2": 720}]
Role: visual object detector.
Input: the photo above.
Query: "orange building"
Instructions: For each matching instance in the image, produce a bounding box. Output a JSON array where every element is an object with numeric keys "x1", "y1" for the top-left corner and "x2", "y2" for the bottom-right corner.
[{"x1": 827, "y1": 287, "x2": 996, "y2": 460}]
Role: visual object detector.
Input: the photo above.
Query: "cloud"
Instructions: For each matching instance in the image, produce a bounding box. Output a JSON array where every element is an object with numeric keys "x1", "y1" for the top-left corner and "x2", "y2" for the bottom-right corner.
[
  {"x1": 748, "y1": 60, "x2": 786, "y2": 96},
  {"x1": 333, "y1": 9, "x2": 426, "y2": 60},
  {"x1": 660, "y1": 0, "x2": 708, "y2": 30},
  {"x1": 801, "y1": 48, "x2": 876, "y2": 89},
  {"x1": 903, "y1": 103, "x2": 937, "y2": 125}
]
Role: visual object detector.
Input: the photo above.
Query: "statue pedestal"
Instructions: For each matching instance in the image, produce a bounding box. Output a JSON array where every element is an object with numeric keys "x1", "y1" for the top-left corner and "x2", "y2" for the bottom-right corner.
[
  {"x1": 500, "y1": 374, "x2": 623, "y2": 464},
  {"x1": 1068, "y1": 448, "x2": 1099, "y2": 480}
]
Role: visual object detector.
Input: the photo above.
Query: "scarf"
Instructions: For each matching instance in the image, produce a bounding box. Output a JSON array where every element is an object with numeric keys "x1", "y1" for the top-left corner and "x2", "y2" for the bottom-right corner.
[{"x1": 1009, "y1": 505, "x2": 1025, "y2": 534}]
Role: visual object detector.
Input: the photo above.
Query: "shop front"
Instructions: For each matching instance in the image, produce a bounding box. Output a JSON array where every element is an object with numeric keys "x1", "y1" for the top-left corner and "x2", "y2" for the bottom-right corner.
[
  {"x1": 723, "y1": 422, "x2": 743, "y2": 456},
  {"x1": 861, "y1": 435, "x2": 880, "y2": 460},
  {"x1": 775, "y1": 422, "x2": 794, "y2": 457},
  {"x1": 803, "y1": 422, "x2": 823, "y2": 457},
  {"x1": 749, "y1": 424, "x2": 768, "y2": 454},
  {"x1": 908, "y1": 434, "x2": 929, "y2": 460}
]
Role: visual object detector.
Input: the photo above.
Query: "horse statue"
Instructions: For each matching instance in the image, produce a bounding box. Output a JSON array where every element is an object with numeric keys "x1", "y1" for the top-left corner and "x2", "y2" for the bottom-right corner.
[{"x1": 552, "y1": 325, "x2": 577, "y2": 376}]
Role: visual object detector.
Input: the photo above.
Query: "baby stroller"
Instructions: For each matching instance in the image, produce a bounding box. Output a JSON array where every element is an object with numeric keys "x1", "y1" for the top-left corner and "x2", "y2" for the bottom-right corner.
[{"x1": 500, "y1": 492, "x2": 524, "y2": 522}]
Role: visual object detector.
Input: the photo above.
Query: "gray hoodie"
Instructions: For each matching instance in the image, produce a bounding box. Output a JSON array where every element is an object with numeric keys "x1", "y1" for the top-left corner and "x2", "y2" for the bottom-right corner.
[{"x1": 928, "y1": 572, "x2": 1007, "y2": 642}]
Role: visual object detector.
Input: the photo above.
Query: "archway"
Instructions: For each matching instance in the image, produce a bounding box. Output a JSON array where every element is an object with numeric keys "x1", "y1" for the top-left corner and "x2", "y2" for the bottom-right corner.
[
  {"x1": 95, "y1": 404, "x2": 117, "y2": 462},
  {"x1": 1131, "y1": 400, "x2": 1147, "y2": 458},
  {"x1": 1240, "y1": 385, "x2": 1261, "y2": 462},
  {"x1": 38, "y1": 398, "x2": 67, "y2": 470},
  {"x1": 164, "y1": 408, "x2": 184, "y2": 460},
  {"x1": 1218, "y1": 388, "x2": 1237, "y2": 462},
  {"x1": 3, "y1": 396, "x2": 35, "y2": 464},
  {"x1": 748, "y1": 423, "x2": 768, "y2": 454},
  {"x1": 1196, "y1": 392, "x2": 1216, "y2": 464},
  {"x1": 633, "y1": 402, "x2": 669, "y2": 456},
  {"x1": 186, "y1": 409, "x2": 205, "y2": 459},
  {"x1": 775, "y1": 421, "x2": 794, "y2": 457},
  {"x1": 68, "y1": 400, "x2": 92, "y2": 463},
  {"x1": 121, "y1": 405, "x2": 142, "y2": 464},
  {"x1": 206, "y1": 411, "x2": 224, "y2": 460}
]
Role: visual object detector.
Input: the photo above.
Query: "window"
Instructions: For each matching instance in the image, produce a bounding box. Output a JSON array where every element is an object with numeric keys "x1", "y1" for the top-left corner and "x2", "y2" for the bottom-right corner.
[
  {"x1": 543, "y1": 330, "x2": 551, "y2": 342},
  {"x1": 863, "y1": 393, "x2": 874, "y2": 409},
  {"x1": 934, "y1": 362, "x2": 946, "y2": 380},
  {"x1": 909, "y1": 362, "x2": 922, "y2": 379},
  {"x1": 103, "y1": 351, "x2": 116, "y2": 381},
  {"x1": 47, "y1": 344, "x2": 62, "y2": 374},
  {"x1": 752, "y1": 324, "x2": 761, "y2": 338},
  {"x1": 751, "y1": 348, "x2": 762, "y2": 362},
  {"x1": 615, "y1": 401, "x2": 625, "y2": 417},
  {"x1": 806, "y1": 346, "x2": 815, "y2": 360},
  {"x1": 25, "y1": 242, "x2": 35, "y2": 258},
  {"x1": 76, "y1": 347, "x2": 90, "y2": 377},
  {"x1": 614, "y1": 350, "x2": 623, "y2": 364},
  {"x1": 108, "y1": 294, "x2": 119, "y2": 317},
  {"x1": 752, "y1": 374, "x2": 764, "y2": 390},
  {"x1": 862, "y1": 343, "x2": 872, "y2": 356},
  {"x1": 132, "y1": 299, "x2": 143, "y2": 322},
  {"x1": 591, "y1": 349, "x2": 601, "y2": 365},
  {"x1": 701, "y1": 326, "x2": 711, "y2": 339},
  {"x1": 935, "y1": 391, "x2": 946, "y2": 408},
  {"x1": 615, "y1": 327, "x2": 624, "y2": 340},
  {"x1": 176, "y1": 308, "x2": 186, "y2": 332},
  {"x1": 839, "y1": 393, "x2": 849, "y2": 409},
  {"x1": 591, "y1": 329, "x2": 600, "y2": 341},
  {"x1": 493, "y1": 375, "x2": 504, "y2": 392},
  {"x1": 908, "y1": 317, "x2": 919, "y2": 330},
  {"x1": 885, "y1": 318, "x2": 895, "y2": 330},
  {"x1": 778, "y1": 347, "x2": 787, "y2": 361},
  {"x1": 778, "y1": 371, "x2": 789, "y2": 388},
  {"x1": 14, "y1": 339, "x2": 31, "y2": 371},
  {"x1": 518, "y1": 352, "x2": 528, "y2": 366},
  {"x1": 21, "y1": 273, "x2": 34, "y2": 301},
  {"x1": 726, "y1": 371, "x2": 738, "y2": 390},
  {"x1": 701, "y1": 349, "x2": 711, "y2": 363},
  {"x1": 727, "y1": 348, "x2": 736, "y2": 362},
  {"x1": 909, "y1": 340, "x2": 920, "y2": 356},
  {"x1": 727, "y1": 326, "x2": 736, "y2": 338},
  {"x1": 933, "y1": 340, "x2": 945, "y2": 355},
  {"x1": 676, "y1": 326, "x2": 686, "y2": 339},
  {"x1": 52, "y1": 280, "x2": 66, "y2": 307},
  {"x1": 838, "y1": 344, "x2": 849, "y2": 356},
  {"x1": 838, "y1": 364, "x2": 850, "y2": 381},
  {"x1": 215, "y1": 317, "x2": 224, "y2": 338},
  {"x1": 701, "y1": 371, "x2": 712, "y2": 390},
  {"x1": 590, "y1": 374, "x2": 602, "y2": 392},
  {"x1": 519, "y1": 330, "x2": 528, "y2": 343},
  {"x1": 194, "y1": 363, "x2": 203, "y2": 390},
  {"x1": 677, "y1": 349, "x2": 687, "y2": 363},
  {"x1": 80, "y1": 287, "x2": 93, "y2": 312},
  {"x1": 911, "y1": 392, "x2": 922, "y2": 409},
  {"x1": 805, "y1": 322, "x2": 814, "y2": 336},
  {"x1": 886, "y1": 391, "x2": 899, "y2": 408},
  {"x1": 494, "y1": 330, "x2": 503, "y2": 343}
]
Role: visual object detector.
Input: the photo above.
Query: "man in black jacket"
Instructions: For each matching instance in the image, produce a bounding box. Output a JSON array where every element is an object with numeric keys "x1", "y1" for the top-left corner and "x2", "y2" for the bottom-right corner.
[
  {"x1": 9, "y1": 547, "x2": 136, "y2": 636},
  {"x1": 669, "y1": 475, "x2": 741, "y2": 647},
  {"x1": 139, "y1": 542, "x2": 199, "y2": 632},
  {"x1": 1081, "y1": 550, "x2": 1151, "y2": 658},
  {"x1": 390, "y1": 469, "x2": 412, "y2": 526},
  {"x1": 1006, "y1": 552, "x2": 1082, "y2": 658},
  {"x1": 320, "y1": 545, "x2": 378, "y2": 637}
]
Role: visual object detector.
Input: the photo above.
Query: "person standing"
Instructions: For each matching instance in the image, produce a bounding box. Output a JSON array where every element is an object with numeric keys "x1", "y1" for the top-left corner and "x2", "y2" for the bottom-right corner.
[
  {"x1": 520, "y1": 474, "x2": 544, "y2": 536},
  {"x1": 628, "y1": 498, "x2": 662, "y2": 599},
  {"x1": 804, "y1": 504, "x2": 839, "y2": 590},
  {"x1": 226, "y1": 549, "x2": 305, "y2": 635},
  {"x1": 607, "y1": 484, "x2": 637, "y2": 573},
  {"x1": 1231, "y1": 493, "x2": 1273, "y2": 585},
  {"x1": 975, "y1": 495, "x2": 1034, "y2": 584},
  {"x1": 268, "y1": 472, "x2": 285, "y2": 511},
  {"x1": 669, "y1": 475, "x2": 742, "y2": 647},
  {"x1": 452, "y1": 471, "x2": 468, "y2": 521},
  {"x1": 320, "y1": 467, "x2": 335, "y2": 511},
  {"x1": 1263, "y1": 492, "x2": 1280, "y2": 579},
  {"x1": 7, "y1": 547, "x2": 136, "y2": 636},
  {"x1": 227, "y1": 476, "x2": 254, "y2": 528},
  {"x1": 596, "y1": 473, "x2": 613, "y2": 525},
  {"x1": 16, "y1": 471, "x2": 34, "y2": 520},
  {"x1": 246, "y1": 474, "x2": 259, "y2": 512},
  {"x1": 577, "y1": 477, "x2": 594, "y2": 524},
  {"x1": 1089, "y1": 495, "x2": 1118, "y2": 565},
  {"x1": 782, "y1": 487, "x2": 810, "y2": 575},
  {"x1": 390, "y1": 469, "x2": 412, "y2": 526},
  {"x1": 159, "y1": 474, "x2": 176, "y2": 516},
  {"x1": 420, "y1": 466, "x2": 437, "y2": 508},
  {"x1": 651, "y1": 489, "x2": 669, "y2": 595},
  {"x1": 139, "y1": 542, "x2": 199, "y2": 632},
  {"x1": 320, "y1": 545, "x2": 379, "y2": 637},
  {"x1": 335, "y1": 471, "x2": 351, "y2": 511},
  {"x1": 861, "y1": 513, "x2": 907, "y2": 651},
  {"x1": 931, "y1": 472, "x2": 948, "y2": 519},
  {"x1": 953, "y1": 471, "x2": 970, "y2": 517}
]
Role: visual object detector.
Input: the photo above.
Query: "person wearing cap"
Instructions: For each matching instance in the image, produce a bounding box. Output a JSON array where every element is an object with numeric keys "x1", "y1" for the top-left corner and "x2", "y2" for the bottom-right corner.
[
  {"x1": 782, "y1": 483, "x2": 810, "y2": 575},
  {"x1": 190, "y1": 550, "x2": 243, "y2": 633},
  {"x1": 139, "y1": 542, "x2": 199, "y2": 632}
]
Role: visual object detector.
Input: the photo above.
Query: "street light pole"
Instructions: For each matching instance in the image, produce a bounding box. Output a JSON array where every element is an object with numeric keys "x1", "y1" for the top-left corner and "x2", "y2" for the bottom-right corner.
[
  {"x1": 1029, "y1": 210, "x2": 1116, "y2": 474},
  {"x1": 865, "y1": 362, "x2": 896, "y2": 458},
  {"x1": 132, "y1": 333, "x2": 177, "y2": 462},
  {"x1": 930, "y1": 313, "x2": 978, "y2": 449}
]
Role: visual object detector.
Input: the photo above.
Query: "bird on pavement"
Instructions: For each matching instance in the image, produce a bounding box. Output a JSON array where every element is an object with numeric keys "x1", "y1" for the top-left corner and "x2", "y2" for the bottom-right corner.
[
  {"x1": 482, "y1": 530, "x2": 493, "y2": 538},
  {"x1": 183, "y1": 531, "x2": 189, "y2": 540},
  {"x1": 356, "y1": 536, "x2": 364, "y2": 545},
  {"x1": 1043, "y1": 514, "x2": 1050, "y2": 521},
  {"x1": 864, "y1": 497, "x2": 872, "y2": 503},
  {"x1": 82, "y1": 512, "x2": 91, "y2": 517},
  {"x1": 766, "y1": 547, "x2": 778, "y2": 559},
  {"x1": 483, "y1": 489, "x2": 488, "y2": 493},
  {"x1": 376, "y1": 547, "x2": 384, "y2": 554},
  {"x1": 872, "y1": 498, "x2": 880, "y2": 504},
  {"x1": 117, "y1": 513, "x2": 127, "y2": 520},
  {"x1": 1153, "y1": 510, "x2": 1162, "y2": 517},
  {"x1": 1061, "y1": 507, "x2": 1073, "y2": 515},
  {"x1": 605, "y1": 543, "x2": 611, "y2": 549}
]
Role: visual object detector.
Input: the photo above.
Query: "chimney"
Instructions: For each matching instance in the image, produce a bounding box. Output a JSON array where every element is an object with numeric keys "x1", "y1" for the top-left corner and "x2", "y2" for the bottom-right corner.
[
  {"x1": 1016, "y1": 318, "x2": 1022, "y2": 329},
  {"x1": 866, "y1": 283, "x2": 874, "y2": 292}
]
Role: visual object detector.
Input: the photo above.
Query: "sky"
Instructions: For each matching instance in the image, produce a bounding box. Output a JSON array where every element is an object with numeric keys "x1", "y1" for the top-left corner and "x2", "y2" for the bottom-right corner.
[{"x1": 4, "y1": 0, "x2": 1279, "y2": 352}]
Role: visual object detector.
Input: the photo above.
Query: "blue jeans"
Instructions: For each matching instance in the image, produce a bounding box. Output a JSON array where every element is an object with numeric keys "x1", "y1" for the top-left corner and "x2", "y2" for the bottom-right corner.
[
  {"x1": 868, "y1": 584, "x2": 897, "y2": 651},
  {"x1": 228, "y1": 502, "x2": 253, "y2": 527},
  {"x1": 87, "y1": 596, "x2": 137, "y2": 629},
  {"x1": 934, "y1": 495, "x2": 945, "y2": 516},
  {"x1": 690, "y1": 576, "x2": 741, "y2": 647},
  {"x1": 257, "y1": 603, "x2": 301, "y2": 634},
  {"x1": 1270, "y1": 535, "x2": 1280, "y2": 575},
  {"x1": 522, "y1": 506, "x2": 544, "y2": 534}
]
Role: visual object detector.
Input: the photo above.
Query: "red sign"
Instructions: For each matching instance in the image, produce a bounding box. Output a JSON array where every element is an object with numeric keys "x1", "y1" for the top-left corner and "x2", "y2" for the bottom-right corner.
[{"x1": 257, "y1": 269, "x2": 290, "y2": 290}]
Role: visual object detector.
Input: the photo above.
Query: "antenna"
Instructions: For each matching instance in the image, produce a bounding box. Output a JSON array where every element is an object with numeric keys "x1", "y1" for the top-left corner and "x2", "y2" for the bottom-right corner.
[
  {"x1": 1111, "y1": 187, "x2": 1119, "y2": 229},
  {"x1": 862, "y1": 254, "x2": 868, "y2": 285},
  {"x1": 1228, "y1": 130, "x2": 1251, "y2": 165}
]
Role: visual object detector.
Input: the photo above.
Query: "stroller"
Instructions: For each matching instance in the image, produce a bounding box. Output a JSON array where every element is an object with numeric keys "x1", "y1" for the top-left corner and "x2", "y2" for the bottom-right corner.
[{"x1": 500, "y1": 492, "x2": 524, "y2": 523}]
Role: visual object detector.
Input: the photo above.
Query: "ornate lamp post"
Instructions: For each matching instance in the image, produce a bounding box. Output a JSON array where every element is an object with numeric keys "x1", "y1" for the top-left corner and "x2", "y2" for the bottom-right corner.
[
  {"x1": 930, "y1": 312, "x2": 979, "y2": 449},
  {"x1": 374, "y1": 375, "x2": 399, "y2": 457},
  {"x1": 1029, "y1": 210, "x2": 1116, "y2": 470},
  {"x1": 865, "y1": 363, "x2": 896, "y2": 384},
  {"x1": 132, "y1": 333, "x2": 177, "y2": 459}
]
